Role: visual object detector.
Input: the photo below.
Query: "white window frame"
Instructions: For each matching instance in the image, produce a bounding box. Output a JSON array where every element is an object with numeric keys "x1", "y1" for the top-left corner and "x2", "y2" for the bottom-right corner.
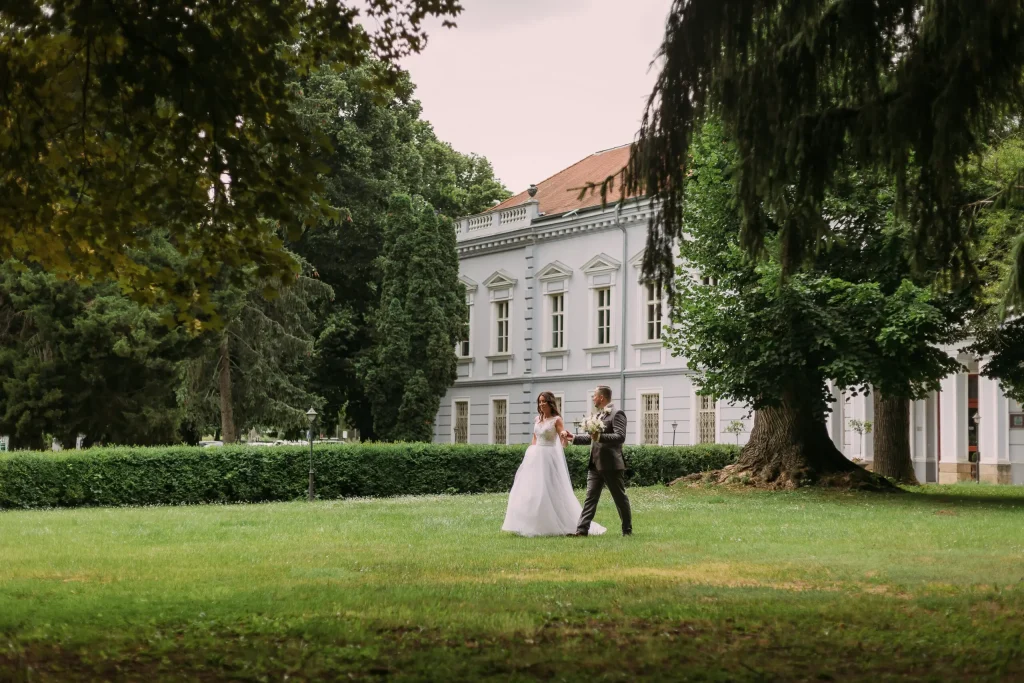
[
  {"x1": 456, "y1": 276, "x2": 478, "y2": 359},
  {"x1": 452, "y1": 398, "x2": 470, "y2": 444},
  {"x1": 581, "y1": 254, "x2": 621, "y2": 352},
  {"x1": 637, "y1": 388, "x2": 663, "y2": 446},
  {"x1": 483, "y1": 271, "x2": 516, "y2": 366},
  {"x1": 493, "y1": 299, "x2": 510, "y2": 354},
  {"x1": 551, "y1": 392, "x2": 565, "y2": 420},
  {"x1": 642, "y1": 281, "x2": 664, "y2": 342},
  {"x1": 690, "y1": 383, "x2": 720, "y2": 445},
  {"x1": 595, "y1": 286, "x2": 613, "y2": 346},
  {"x1": 457, "y1": 302, "x2": 472, "y2": 358},
  {"x1": 537, "y1": 260, "x2": 573, "y2": 353},
  {"x1": 629, "y1": 251, "x2": 666, "y2": 365},
  {"x1": 489, "y1": 395, "x2": 510, "y2": 445},
  {"x1": 548, "y1": 291, "x2": 566, "y2": 351}
]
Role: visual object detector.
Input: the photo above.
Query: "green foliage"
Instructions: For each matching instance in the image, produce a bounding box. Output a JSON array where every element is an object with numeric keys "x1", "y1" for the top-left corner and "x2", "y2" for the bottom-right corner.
[
  {"x1": 358, "y1": 194, "x2": 465, "y2": 441},
  {"x1": 0, "y1": 443, "x2": 738, "y2": 509},
  {"x1": 177, "y1": 253, "x2": 333, "y2": 438},
  {"x1": 963, "y1": 131, "x2": 1024, "y2": 401},
  {"x1": 4, "y1": 487, "x2": 1024, "y2": 680},
  {"x1": 622, "y1": 1, "x2": 1024, "y2": 297},
  {"x1": 969, "y1": 317, "x2": 1024, "y2": 403},
  {"x1": 671, "y1": 263, "x2": 882, "y2": 412},
  {"x1": 290, "y1": 65, "x2": 509, "y2": 436},
  {"x1": 866, "y1": 281, "x2": 964, "y2": 400},
  {"x1": 0, "y1": 261, "x2": 198, "y2": 449},
  {"x1": 667, "y1": 123, "x2": 866, "y2": 411},
  {"x1": 962, "y1": 125, "x2": 1024, "y2": 313},
  {"x1": 0, "y1": 0, "x2": 461, "y2": 314},
  {"x1": 0, "y1": 56, "x2": 507, "y2": 447},
  {"x1": 415, "y1": 134, "x2": 511, "y2": 219},
  {"x1": 848, "y1": 420, "x2": 873, "y2": 436},
  {"x1": 669, "y1": 121, "x2": 964, "y2": 414}
]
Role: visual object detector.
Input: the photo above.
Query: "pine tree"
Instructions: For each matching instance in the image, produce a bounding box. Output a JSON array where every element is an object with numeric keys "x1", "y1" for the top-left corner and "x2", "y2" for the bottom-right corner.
[
  {"x1": 0, "y1": 262, "x2": 195, "y2": 448},
  {"x1": 359, "y1": 194, "x2": 465, "y2": 442},
  {"x1": 176, "y1": 254, "x2": 333, "y2": 441}
]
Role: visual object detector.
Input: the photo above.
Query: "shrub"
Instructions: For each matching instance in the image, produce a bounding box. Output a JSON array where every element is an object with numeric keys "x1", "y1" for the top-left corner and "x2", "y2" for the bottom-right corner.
[{"x1": 0, "y1": 443, "x2": 739, "y2": 509}]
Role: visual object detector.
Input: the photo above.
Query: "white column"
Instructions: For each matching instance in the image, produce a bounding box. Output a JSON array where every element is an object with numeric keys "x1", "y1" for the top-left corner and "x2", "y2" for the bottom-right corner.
[
  {"x1": 861, "y1": 390, "x2": 874, "y2": 462},
  {"x1": 848, "y1": 392, "x2": 864, "y2": 458},
  {"x1": 978, "y1": 367, "x2": 1010, "y2": 483},
  {"x1": 925, "y1": 392, "x2": 939, "y2": 483},
  {"x1": 827, "y1": 382, "x2": 844, "y2": 452},
  {"x1": 939, "y1": 372, "x2": 969, "y2": 482},
  {"x1": 909, "y1": 398, "x2": 930, "y2": 482},
  {"x1": 909, "y1": 398, "x2": 917, "y2": 460}
]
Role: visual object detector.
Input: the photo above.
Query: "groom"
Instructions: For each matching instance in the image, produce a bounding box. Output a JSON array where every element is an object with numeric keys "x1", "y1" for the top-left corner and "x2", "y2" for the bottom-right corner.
[{"x1": 562, "y1": 386, "x2": 633, "y2": 537}]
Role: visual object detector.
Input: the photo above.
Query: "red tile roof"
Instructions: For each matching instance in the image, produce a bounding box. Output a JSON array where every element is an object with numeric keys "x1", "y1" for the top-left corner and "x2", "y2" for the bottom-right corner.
[{"x1": 488, "y1": 144, "x2": 641, "y2": 217}]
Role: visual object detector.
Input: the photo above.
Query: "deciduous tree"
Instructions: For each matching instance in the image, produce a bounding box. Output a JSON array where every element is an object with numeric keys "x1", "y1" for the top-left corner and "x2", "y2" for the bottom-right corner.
[
  {"x1": 1, "y1": 0, "x2": 461, "y2": 314},
  {"x1": 290, "y1": 65, "x2": 507, "y2": 437},
  {"x1": 670, "y1": 123, "x2": 960, "y2": 487}
]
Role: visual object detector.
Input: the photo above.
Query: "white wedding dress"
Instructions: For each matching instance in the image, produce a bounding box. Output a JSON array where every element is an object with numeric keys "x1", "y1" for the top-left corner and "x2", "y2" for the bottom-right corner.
[{"x1": 501, "y1": 416, "x2": 607, "y2": 537}]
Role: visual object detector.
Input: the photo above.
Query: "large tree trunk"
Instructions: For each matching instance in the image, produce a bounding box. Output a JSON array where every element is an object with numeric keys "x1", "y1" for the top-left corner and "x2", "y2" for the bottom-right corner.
[
  {"x1": 872, "y1": 391, "x2": 918, "y2": 484},
  {"x1": 708, "y1": 386, "x2": 894, "y2": 490},
  {"x1": 218, "y1": 334, "x2": 237, "y2": 444}
]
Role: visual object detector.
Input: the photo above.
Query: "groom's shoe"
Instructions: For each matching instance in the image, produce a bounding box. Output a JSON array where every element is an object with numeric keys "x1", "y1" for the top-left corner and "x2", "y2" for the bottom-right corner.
[
  {"x1": 567, "y1": 531, "x2": 588, "y2": 537},
  {"x1": 622, "y1": 530, "x2": 633, "y2": 537}
]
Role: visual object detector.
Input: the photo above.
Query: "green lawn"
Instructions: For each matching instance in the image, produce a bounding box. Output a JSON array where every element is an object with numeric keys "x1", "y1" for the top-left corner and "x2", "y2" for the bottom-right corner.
[{"x1": 2, "y1": 485, "x2": 1023, "y2": 682}]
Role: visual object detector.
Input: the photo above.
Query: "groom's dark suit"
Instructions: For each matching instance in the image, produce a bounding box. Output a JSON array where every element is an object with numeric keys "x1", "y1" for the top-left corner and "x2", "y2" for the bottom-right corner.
[{"x1": 572, "y1": 404, "x2": 632, "y2": 535}]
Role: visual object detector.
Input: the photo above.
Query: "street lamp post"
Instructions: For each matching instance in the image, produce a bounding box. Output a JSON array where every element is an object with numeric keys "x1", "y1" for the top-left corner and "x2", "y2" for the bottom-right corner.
[
  {"x1": 306, "y1": 407, "x2": 318, "y2": 502},
  {"x1": 671, "y1": 421, "x2": 678, "y2": 447},
  {"x1": 573, "y1": 419, "x2": 581, "y2": 435}
]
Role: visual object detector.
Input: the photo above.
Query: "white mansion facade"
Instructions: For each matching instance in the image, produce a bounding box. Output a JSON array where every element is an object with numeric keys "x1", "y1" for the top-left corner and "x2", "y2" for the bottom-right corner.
[{"x1": 433, "y1": 145, "x2": 1024, "y2": 485}]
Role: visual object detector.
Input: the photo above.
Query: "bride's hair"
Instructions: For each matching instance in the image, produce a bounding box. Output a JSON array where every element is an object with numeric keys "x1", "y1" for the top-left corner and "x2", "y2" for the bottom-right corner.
[{"x1": 536, "y1": 391, "x2": 561, "y2": 418}]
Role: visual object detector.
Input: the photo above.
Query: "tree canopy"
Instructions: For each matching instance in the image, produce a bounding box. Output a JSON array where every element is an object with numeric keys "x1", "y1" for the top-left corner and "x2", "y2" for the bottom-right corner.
[
  {"x1": 1, "y1": 0, "x2": 461, "y2": 313},
  {"x1": 0, "y1": 53, "x2": 505, "y2": 448},
  {"x1": 290, "y1": 64, "x2": 508, "y2": 437},
  {"x1": 668, "y1": 120, "x2": 959, "y2": 487},
  {"x1": 0, "y1": 260, "x2": 198, "y2": 449},
  {"x1": 621, "y1": 1, "x2": 1024, "y2": 298},
  {"x1": 965, "y1": 129, "x2": 1024, "y2": 401}
]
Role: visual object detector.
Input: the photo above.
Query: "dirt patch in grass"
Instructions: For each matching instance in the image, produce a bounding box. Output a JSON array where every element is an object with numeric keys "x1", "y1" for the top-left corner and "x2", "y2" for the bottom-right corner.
[
  {"x1": 669, "y1": 466, "x2": 899, "y2": 492},
  {"x1": 25, "y1": 571, "x2": 114, "y2": 584}
]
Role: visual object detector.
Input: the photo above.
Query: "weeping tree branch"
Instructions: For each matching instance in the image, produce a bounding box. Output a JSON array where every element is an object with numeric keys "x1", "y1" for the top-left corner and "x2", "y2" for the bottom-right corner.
[{"x1": 604, "y1": 0, "x2": 1024, "y2": 297}]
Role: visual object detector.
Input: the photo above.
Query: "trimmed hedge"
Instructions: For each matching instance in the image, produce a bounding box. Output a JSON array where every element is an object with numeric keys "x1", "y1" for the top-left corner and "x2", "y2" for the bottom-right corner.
[{"x1": 0, "y1": 443, "x2": 738, "y2": 509}]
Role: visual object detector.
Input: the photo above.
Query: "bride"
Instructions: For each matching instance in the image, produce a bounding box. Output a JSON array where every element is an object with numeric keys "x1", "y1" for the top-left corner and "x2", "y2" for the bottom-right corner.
[{"x1": 502, "y1": 391, "x2": 606, "y2": 537}]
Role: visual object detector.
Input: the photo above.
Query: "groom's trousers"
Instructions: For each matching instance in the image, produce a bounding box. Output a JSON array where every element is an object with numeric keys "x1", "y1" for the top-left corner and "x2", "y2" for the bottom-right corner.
[{"x1": 577, "y1": 468, "x2": 632, "y2": 535}]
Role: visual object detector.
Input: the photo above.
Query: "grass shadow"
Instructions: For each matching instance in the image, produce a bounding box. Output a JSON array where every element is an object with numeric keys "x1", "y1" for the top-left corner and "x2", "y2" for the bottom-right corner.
[{"x1": 852, "y1": 485, "x2": 1024, "y2": 512}]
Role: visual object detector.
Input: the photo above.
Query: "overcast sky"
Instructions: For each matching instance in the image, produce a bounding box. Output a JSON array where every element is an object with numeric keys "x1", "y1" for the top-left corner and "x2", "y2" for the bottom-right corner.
[{"x1": 401, "y1": 0, "x2": 673, "y2": 193}]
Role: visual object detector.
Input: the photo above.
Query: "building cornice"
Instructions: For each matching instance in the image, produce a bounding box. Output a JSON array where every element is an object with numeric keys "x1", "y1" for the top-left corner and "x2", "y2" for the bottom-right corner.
[
  {"x1": 456, "y1": 199, "x2": 655, "y2": 258},
  {"x1": 450, "y1": 366, "x2": 693, "y2": 388}
]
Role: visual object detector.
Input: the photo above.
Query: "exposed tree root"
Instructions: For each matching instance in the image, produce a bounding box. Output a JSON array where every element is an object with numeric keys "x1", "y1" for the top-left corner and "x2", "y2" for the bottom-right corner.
[{"x1": 669, "y1": 399, "x2": 899, "y2": 492}]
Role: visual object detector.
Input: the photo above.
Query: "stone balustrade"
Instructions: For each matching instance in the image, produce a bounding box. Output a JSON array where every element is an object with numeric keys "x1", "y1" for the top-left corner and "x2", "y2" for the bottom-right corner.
[{"x1": 457, "y1": 200, "x2": 539, "y2": 241}]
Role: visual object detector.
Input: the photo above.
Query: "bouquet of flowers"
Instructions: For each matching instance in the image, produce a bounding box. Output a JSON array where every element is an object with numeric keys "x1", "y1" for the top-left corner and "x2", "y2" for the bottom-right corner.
[{"x1": 579, "y1": 414, "x2": 605, "y2": 438}]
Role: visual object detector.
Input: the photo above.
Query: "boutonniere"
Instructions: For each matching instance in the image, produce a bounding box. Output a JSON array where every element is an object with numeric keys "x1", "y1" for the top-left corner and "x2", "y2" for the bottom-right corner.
[{"x1": 599, "y1": 406, "x2": 612, "y2": 417}]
